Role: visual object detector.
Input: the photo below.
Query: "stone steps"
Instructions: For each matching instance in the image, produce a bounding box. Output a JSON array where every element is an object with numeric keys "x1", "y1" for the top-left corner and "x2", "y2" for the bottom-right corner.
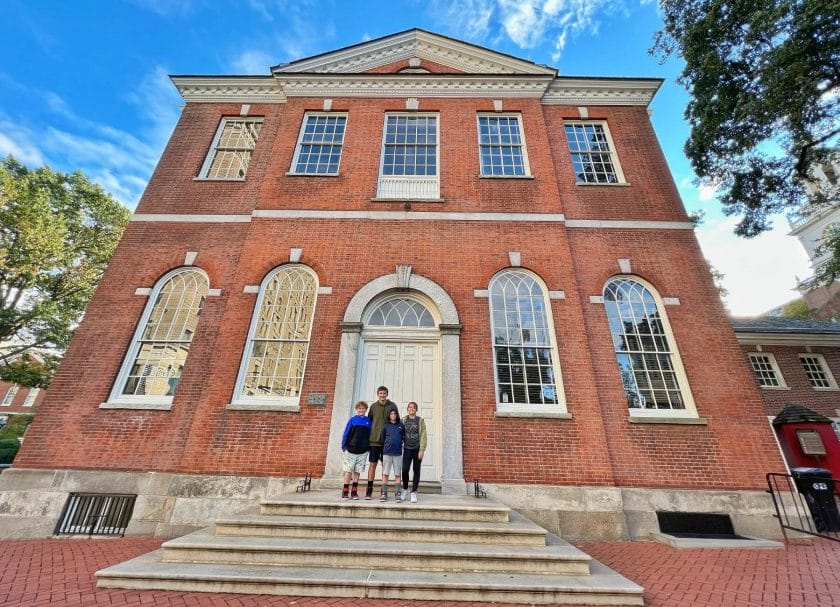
[{"x1": 96, "y1": 491, "x2": 644, "y2": 605}]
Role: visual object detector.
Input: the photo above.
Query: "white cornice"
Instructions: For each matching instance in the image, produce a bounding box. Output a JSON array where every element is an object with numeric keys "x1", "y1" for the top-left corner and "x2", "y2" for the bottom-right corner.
[
  {"x1": 274, "y1": 74, "x2": 554, "y2": 98},
  {"x1": 543, "y1": 78, "x2": 661, "y2": 106},
  {"x1": 274, "y1": 30, "x2": 555, "y2": 76},
  {"x1": 171, "y1": 77, "x2": 286, "y2": 103},
  {"x1": 735, "y1": 332, "x2": 840, "y2": 347}
]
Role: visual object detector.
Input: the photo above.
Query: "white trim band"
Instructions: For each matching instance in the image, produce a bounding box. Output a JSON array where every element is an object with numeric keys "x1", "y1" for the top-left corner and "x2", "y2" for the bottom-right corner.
[
  {"x1": 565, "y1": 219, "x2": 694, "y2": 230},
  {"x1": 131, "y1": 214, "x2": 253, "y2": 223},
  {"x1": 253, "y1": 210, "x2": 566, "y2": 222}
]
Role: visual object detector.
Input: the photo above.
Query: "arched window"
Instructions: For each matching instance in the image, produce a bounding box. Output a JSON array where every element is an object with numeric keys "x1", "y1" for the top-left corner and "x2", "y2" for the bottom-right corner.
[
  {"x1": 233, "y1": 265, "x2": 318, "y2": 408},
  {"x1": 488, "y1": 269, "x2": 564, "y2": 411},
  {"x1": 367, "y1": 297, "x2": 435, "y2": 327},
  {"x1": 109, "y1": 268, "x2": 209, "y2": 407},
  {"x1": 603, "y1": 276, "x2": 694, "y2": 414}
]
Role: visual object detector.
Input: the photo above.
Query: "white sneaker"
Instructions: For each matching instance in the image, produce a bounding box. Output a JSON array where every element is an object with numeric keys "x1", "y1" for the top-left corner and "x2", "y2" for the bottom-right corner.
[
  {"x1": 410, "y1": 492, "x2": 418, "y2": 503},
  {"x1": 400, "y1": 489, "x2": 408, "y2": 502}
]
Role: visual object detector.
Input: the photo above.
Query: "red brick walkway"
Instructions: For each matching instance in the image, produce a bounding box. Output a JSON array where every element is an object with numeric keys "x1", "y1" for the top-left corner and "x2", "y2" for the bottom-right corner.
[{"x1": 1, "y1": 536, "x2": 838, "y2": 607}]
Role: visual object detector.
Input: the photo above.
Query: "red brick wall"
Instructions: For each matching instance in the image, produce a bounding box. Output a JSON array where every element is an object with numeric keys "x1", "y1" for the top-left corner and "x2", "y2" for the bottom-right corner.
[
  {"x1": 0, "y1": 381, "x2": 45, "y2": 415},
  {"x1": 14, "y1": 91, "x2": 784, "y2": 490},
  {"x1": 741, "y1": 344, "x2": 840, "y2": 420}
]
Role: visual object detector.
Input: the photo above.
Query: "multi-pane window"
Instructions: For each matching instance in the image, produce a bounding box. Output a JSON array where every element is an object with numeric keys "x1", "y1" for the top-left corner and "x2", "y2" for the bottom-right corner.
[
  {"x1": 237, "y1": 265, "x2": 318, "y2": 404},
  {"x1": 199, "y1": 117, "x2": 263, "y2": 179},
  {"x1": 22, "y1": 387, "x2": 39, "y2": 407},
  {"x1": 603, "y1": 278, "x2": 689, "y2": 411},
  {"x1": 477, "y1": 115, "x2": 529, "y2": 176},
  {"x1": 564, "y1": 122, "x2": 623, "y2": 184},
  {"x1": 748, "y1": 353, "x2": 786, "y2": 388},
  {"x1": 1, "y1": 386, "x2": 17, "y2": 406},
  {"x1": 367, "y1": 298, "x2": 435, "y2": 328},
  {"x1": 291, "y1": 114, "x2": 347, "y2": 175},
  {"x1": 489, "y1": 270, "x2": 562, "y2": 408},
  {"x1": 377, "y1": 114, "x2": 440, "y2": 199},
  {"x1": 115, "y1": 268, "x2": 209, "y2": 402},
  {"x1": 799, "y1": 354, "x2": 837, "y2": 388}
]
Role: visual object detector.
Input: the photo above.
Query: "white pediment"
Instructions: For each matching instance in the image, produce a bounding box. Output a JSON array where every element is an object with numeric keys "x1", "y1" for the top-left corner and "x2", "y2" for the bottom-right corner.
[{"x1": 272, "y1": 29, "x2": 556, "y2": 76}]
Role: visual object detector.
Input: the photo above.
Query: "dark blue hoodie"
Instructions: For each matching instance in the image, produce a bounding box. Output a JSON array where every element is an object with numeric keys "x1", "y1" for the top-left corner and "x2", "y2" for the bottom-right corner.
[{"x1": 380, "y1": 420, "x2": 404, "y2": 456}]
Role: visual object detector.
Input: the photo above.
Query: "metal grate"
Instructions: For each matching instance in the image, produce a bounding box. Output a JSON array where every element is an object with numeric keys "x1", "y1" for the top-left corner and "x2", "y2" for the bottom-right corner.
[{"x1": 55, "y1": 493, "x2": 136, "y2": 537}]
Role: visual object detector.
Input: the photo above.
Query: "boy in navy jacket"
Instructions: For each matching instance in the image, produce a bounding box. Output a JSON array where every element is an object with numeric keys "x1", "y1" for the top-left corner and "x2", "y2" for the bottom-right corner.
[{"x1": 341, "y1": 401, "x2": 372, "y2": 500}]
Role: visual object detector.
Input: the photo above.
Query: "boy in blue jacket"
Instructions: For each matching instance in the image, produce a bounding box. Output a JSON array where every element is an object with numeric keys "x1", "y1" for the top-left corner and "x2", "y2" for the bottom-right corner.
[
  {"x1": 379, "y1": 408, "x2": 405, "y2": 502},
  {"x1": 341, "y1": 401, "x2": 372, "y2": 500}
]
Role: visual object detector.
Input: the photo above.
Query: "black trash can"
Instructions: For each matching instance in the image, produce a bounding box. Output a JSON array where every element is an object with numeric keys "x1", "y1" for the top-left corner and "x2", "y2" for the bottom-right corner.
[{"x1": 791, "y1": 467, "x2": 840, "y2": 533}]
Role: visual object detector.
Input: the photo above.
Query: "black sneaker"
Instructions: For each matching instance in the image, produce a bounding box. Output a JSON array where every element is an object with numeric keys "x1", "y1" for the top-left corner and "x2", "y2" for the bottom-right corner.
[{"x1": 379, "y1": 491, "x2": 387, "y2": 502}]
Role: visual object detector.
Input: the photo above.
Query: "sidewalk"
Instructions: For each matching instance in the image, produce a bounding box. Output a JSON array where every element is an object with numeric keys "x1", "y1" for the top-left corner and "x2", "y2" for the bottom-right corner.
[{"x1": 1, "y1": 535, "x2": 838, "y2": 607}]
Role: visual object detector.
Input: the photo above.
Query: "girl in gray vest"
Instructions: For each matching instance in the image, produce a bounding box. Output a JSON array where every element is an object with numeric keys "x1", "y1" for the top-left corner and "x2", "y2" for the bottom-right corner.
[{"x1": 400, "y1": 401, "x2": 427, "y2": 503}]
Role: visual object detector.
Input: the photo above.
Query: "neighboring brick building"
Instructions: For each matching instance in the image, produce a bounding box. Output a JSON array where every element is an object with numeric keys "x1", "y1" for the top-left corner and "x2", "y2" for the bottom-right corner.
[
  {"x1": 0, "y1": 382, "x2": 45, "y2": 420},
  {"x1": 0, "y1": 30, "x2": 786, "y2": 540}
]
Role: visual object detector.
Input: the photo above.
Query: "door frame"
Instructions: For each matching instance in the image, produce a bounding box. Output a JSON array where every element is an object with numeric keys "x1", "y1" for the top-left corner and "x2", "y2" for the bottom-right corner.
[{"x1": 323, "y1": 271, "x2": 464, "y2": 493}]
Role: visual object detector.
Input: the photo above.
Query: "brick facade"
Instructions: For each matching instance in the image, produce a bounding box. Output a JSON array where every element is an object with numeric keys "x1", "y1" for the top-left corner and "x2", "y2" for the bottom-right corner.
[{"x1": 1, "y1": 30, "x2": 787, "y2": 540}]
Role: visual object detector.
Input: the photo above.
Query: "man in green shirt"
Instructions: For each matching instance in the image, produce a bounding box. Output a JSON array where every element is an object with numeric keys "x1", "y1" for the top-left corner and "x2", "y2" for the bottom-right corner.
[{"x1": 365, "y1": 386, "x2": 399, "y2": 499}]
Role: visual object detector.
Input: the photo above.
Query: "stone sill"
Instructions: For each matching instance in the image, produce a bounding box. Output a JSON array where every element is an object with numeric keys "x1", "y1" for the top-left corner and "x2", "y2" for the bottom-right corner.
[
  {"x1": 99, "y1": 402, "x2": 173, "y2": 411},
  {"x1": 575, "y1": 181, "x2": 631, "y2": 187},
  {"x1": 371, "y1": 198, "x2": 445, "y2": 203},
  {"x1": 479, "y1": 175, "x2": 535, "y2": 180},
  {"x1": 226, "y1": 403, "x2": 301, "y2": 412},
  {"x1": 629, "y1": 416, "x2": 708, "y2": 425},
  {"x1": 285, "y1": 172, "x2": 340, "y2": 177},
  {"x1": 192, "y1": 177, "x2": 246, "y2": 182},
  {"x1": 495, "y1": 410, "x2": 573, "y2": 419}
]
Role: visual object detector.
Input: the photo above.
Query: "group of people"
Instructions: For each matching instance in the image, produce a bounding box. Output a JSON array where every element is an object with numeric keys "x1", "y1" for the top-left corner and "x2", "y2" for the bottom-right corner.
[{"x1": 340, "y1": 386, "x2": 427, "y2": 503}]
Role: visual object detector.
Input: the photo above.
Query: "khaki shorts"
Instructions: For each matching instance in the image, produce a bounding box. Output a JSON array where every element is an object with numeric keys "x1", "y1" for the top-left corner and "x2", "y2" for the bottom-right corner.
[
  {"x1": 382, "y1": 454, "x2": 403, "y2": 476},
  {"x1": 342, "y1": 451, "x2": 368, "y2": 474}
]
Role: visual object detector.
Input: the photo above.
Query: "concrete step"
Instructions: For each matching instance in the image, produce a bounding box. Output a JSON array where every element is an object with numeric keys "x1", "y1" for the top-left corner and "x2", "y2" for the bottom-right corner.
[
  {"x1": 97, "y1": 548, "x2": 644, "y2": 606},
  {"x1": 260, "y1": 492, "x2": 509, "y2": 523},
  {"x1": 160, "y1": 529, "x2": 591, "y2": 575},
  {"x1": 215, "y1": 511, "x2": 547, "y2": 545}
]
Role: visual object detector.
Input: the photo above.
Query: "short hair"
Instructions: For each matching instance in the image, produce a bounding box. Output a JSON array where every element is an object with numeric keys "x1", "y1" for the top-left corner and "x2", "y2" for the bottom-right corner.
[
  {"x1": 354, "y1": 400, "x2": 368, "y2": 411},
  {"x1": 407, "y1": 401, "x2": 418, "y2": 410},
  {"x1": 376, "y1": 386, "x2": 389, "y2": 394}
]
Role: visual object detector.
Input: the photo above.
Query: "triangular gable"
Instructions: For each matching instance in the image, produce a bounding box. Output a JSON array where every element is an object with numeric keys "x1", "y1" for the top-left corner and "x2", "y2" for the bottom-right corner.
[{"x1": 273, "y1": 29, "x2": 556, "y2": 76}]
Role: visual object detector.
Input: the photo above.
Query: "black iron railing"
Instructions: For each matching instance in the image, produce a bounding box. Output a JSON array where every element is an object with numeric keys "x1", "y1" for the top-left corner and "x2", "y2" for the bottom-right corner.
[
  {"x1": 766, "y1": 472, "x2": 840, "y2": 542},
  {"x1": 55, "y1": 493, "x2": 136, "y2": 537}
]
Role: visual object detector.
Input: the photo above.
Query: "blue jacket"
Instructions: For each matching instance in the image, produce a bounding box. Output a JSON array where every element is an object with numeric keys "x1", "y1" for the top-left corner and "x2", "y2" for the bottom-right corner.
[
  {"x1": 380, "y1": 420, "x2": 405, "y2": 456},
  {"x1": 342, "y1": 414, "x2": 372, "y2": 454}
]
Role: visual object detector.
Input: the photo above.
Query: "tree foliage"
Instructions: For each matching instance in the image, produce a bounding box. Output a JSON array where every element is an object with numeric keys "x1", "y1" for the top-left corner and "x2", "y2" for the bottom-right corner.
[
  {"x1": 779, "y1": 298, "x2": 813, "y2": 319},
  {"x1": 0, "y1": 156, "x2": 130, "y2": 385},
  {"x1": 654, "y1": 0, "x2": 840, "y2": 241}
]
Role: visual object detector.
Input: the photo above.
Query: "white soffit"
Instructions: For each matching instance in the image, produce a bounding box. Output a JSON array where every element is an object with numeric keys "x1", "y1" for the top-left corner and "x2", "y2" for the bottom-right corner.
[
  {"x1": 171, "y1": 76, "x2": 286, "y2": 103},
  {"x1": 543, "y1": 78, "x2": 662, "y2": 106},
  {"x1": 273, "y1": 29, "x2": 556, "y2": 76}
]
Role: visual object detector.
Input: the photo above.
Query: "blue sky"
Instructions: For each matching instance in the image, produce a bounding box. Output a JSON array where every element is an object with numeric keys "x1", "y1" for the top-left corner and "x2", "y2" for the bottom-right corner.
[{"x1": 0, "y1": 0, "x2": 809, "y2": 315}]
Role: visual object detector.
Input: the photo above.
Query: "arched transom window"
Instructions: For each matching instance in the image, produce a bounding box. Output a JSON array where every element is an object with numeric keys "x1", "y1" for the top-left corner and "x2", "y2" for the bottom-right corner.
[
  {"x1": 489, "y1": 269, "x2": 563, "y2": 410},
  {"x1": 235, "y1": 265, "x2": 318, "y2": 405},
  {"x1": 367, "y1": 297, "x2": 435, "y2": 328},
  {"x1": 603, "y1": 277, "x2": 693, "y2": 413},
  {"x1": 113, "y1": 268, "x2": 209, "y2": 405}
]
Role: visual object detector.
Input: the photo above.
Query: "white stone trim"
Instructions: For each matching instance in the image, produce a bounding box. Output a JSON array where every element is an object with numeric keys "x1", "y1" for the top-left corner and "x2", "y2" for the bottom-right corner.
[
  {"x1": 289, "y1": 248, "x2": 302, "y2": 262},
  {"x1": 590, "y1": 296, "x2": 605, "y2": 304},
  {"x1": 406, "y1": 97, "x2": 419, "y2": 110},
  {"x1": 577, "y1": 106, "x2": 588, "y2": 118},
  {"x1": 184, "y1": 251, "x2": 198, "y2": 266},
  {"x1": 171, "y1": 77, "x2": 286, "y2": 103},
  {"x1": 617, "y1": 258, "x2": 631, "y2": 273},
  {"x1": 543, "y1": 78, "x2": 661, "y2": 106},
  {"x1": 662, "y1": 297, "x2": 680, "y2": 306},
  {"x1": 207, "y1": 288, "x2": 221, "y2": 297},
  {"x1": 243, "y1": 285, "x2": 259, "y2": 294},
  {"x1": 99, "y1": 401, "x2": 173, "y2": 411},
  {"x1": 322, "y1": 99, "x2": 332, "y2": 111},
  {"x1": 735, "y1": 333, "x2": 840, "y2": 347},
  {"x1": 548, "y1": 291, "x2": 566, "y2": 300},
  {"x1": 317, "y1": 286, "x2": 333, "y2": 295},
  {"x1": 239, "y1": 104, "x2": 250, "y2": 116},
  {"x1": 131, "y1": 214, "x2": 252, "y2": 223},
  {"x1": 493, "y1": 99, "x2": 503, "y2": 112},
  {"x1": 253, "y1": 210, "x2": 565, "y2": 222},
  {"x1": 134, "y1": 287, "x2": 152, "y2": 296},
  {"x1": 508, "y1": 252, "x2": 521, "y2": 266},
  {"x1": 565, "y1": 219, "x2": 694, "y2": 229},
  {"x1": 474, "y1": 289, "x2": 489, "y2": 298}
]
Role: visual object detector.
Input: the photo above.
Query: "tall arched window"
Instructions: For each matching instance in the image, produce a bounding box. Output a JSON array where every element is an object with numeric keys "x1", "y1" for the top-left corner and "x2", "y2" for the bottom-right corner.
[
  {"x1": 603, "y1": 276, "x2": 695, "y2": 415},
  {"x1": 108, "y1": 268, "x2": 209, "y2": 408},
  {"x1": 232, "y1": 265, "x2": 318, "y2": 409},
  {"x1": 488, "y1": 269, "x2": 565, "y2": 412}
]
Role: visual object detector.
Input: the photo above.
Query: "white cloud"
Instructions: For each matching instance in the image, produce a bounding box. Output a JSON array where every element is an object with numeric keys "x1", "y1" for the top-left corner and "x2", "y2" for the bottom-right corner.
[
  {"x1": 695, "y1": 216, "x2": 811, "y2": 316},
  {"x1": 697, "y1": 183, "x2": 718, "y2": 202},
  {"x1": 0, "y1": 122, "x2": 44, "y2": 166},
  {"x1": 231, "y1": 50, "x2": 275, "y2": 74}
]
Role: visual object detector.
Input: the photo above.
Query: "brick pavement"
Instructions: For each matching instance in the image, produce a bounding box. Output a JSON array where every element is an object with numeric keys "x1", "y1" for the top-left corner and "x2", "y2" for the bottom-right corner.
[{"x1": 1, "y1": 536, "x2": 838, "y2": 607}]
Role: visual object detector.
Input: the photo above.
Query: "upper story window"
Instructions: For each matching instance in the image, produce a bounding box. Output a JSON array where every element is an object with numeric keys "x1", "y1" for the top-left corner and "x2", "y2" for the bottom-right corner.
[
  {"x1": 603, "y1": 277, "x2": 696, "y2": 416},
  {"x1": 477, "y1": 114, "x2": 529, "y2": 177},
  {"x1": 1, "y1": 386, "x2": 17, "y2": 406},
  {"x1": 108, "y1": 268, "x2": 209, "y2": 408},
  {"x1": 799, "y1": 353, "x2": 837, "y2": 389},
  {"x1": 748, "y1": 352, "x2": 787, "y2": 388},
  {"x1": 198, "y1": 117, "x2": 263, "y2": 180},
  {"x1": 290, "y1": 113, "x2": 347, "y2": 175},
  {"x1": 564, "y1": 121, "x2": 624, "y2": 184},
  {"x1": 233, "y1": 265, "x2": 318, "y2": 410},
  {"x1": 22, "y1": 387, "x2": 40, "y2": 407},
  {"x1": 377, "y1": 114, "x2": 439, "y2": 200},
  {"x1": 489, "y1": 269, "x2": 565, "y2": 412}
]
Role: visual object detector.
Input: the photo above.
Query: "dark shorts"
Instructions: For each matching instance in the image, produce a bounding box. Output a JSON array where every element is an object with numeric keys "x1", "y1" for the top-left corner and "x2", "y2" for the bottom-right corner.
[{"x1": 368, "y1": 445, "x2": 383, "y2": 463}]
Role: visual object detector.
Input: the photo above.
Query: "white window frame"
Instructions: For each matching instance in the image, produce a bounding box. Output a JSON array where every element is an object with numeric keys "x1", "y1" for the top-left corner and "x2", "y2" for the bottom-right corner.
[
  {"x1": 563, "y1": 120, "x2": 625, "y2": 185},
  {"x1": 289, "y1": 112, "x2": 348, "y2": 175},
  {"x1": 22, "y1": 387, "x2": 40, "y2": 407},
  {"x1": 376, "y1": 113, "x2": 440, "y2": 200},
  {"x1": 230, "y1": 264, "x2": 319, "y2": 411},
  {"x1": 104, "y1": 267, "x2": 209, "y2": 409},
  {"x1": 798, "y1": 353, "x2": 838, "y2": 389},
  {"x1": 602, "y1": 275, "x2": 699, "y2": 419},
  {"x1": 748, "y1": 352, "x2": 788, "y2": 389},
  {"x1": 488, "y1": 268, "x2": 567, "y2": 415},
  {"x1": 476, "y1": 113, "x2": 531, "y2": 177},
  {"x1": 1, "y1": 386, "x2": 17, "y2": 406},
  {"x1": 197, "y1": 116, "x2": 263, "y2": 180}
]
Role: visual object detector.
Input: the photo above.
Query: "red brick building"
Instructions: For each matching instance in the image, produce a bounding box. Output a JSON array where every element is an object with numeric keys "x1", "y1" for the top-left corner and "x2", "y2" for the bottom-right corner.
[
  {"x1": 0, "y1": 381, "x2": 45, "y2": 420},
  {"x1": 0, "y1": 30, "x2": 786, "y2": 540}
]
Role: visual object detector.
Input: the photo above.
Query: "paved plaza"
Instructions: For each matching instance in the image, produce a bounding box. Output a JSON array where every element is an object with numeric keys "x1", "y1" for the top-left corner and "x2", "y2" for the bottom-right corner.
[{"x1": 1, "y1": 535, "x2": 838, "y2": 607}]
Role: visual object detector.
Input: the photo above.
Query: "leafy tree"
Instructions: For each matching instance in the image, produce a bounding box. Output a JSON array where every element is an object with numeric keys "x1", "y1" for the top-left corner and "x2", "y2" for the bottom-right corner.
[
  {"x1": 654, "y1": 1, "x2": 840, "y2": 267},
  {"x1": 0, "y1": 156, "x2": 130, "y2": 386},
  {"x1": 779, "y1": 298, "x2": 813, "y2": 319}
]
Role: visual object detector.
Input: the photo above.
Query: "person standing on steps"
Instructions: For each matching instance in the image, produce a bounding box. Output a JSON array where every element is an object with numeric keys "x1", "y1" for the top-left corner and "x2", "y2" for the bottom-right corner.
[
  {"x1": 400, "y1": 401, "x2": 427, "y2": 504},
  {"x1": 364, "y1": 386, "x2": 399, "y2": 499},
  {"x1": 379, "y1": 408, "x2": 405, "y2": 502},
  {"x1": 340, "y1": 400, "x2": 371, "y2": 500}
]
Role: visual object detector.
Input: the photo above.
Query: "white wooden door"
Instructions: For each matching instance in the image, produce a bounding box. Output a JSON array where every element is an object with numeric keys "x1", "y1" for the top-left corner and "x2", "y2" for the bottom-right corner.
[{"x1": 357, "y1": 341, "x2": 439, "y2": 482}]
